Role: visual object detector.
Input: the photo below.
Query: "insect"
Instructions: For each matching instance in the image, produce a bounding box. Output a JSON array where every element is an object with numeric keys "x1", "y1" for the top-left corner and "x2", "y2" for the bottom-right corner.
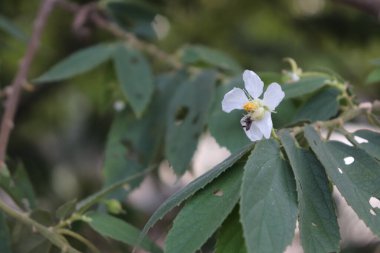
[{"x1": 241, "y1": 115, "x2": 253, "y2": 131}]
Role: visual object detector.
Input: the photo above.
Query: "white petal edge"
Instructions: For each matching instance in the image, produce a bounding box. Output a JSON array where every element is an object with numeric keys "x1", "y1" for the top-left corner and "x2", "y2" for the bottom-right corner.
[
  {"x1": 244, "y1": 123, "x2": 263, "y2": 142},
  {"x1": 221, "y1": 87, "x2": 248, "y2": 113},
  {"x1": 243, "y1": 70, "x2": 263, "y2": 99},
  {"x1": 253, "y1": 112, "x2": 272, "y2": 139},
  {"x1": 263, "y1": 82, "x2": 285, "y2": 111}
]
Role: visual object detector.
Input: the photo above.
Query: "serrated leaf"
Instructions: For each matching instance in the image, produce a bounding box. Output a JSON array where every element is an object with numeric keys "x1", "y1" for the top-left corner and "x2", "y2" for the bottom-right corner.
[
  {"x1": 56, "y1": 199, "x2": 77, "y2": 220},
  {"x1": 209, "y1": 76, "x2": 250, "y2": 152},
  {"x1": 113, "y1": 44, "x2": 154, "y2": 116},
  {"x1": 165, "y1": 161, "x2": 244, "y2": 253},
  {"x1": 240, "y1": 139, "x2": 297, "y2": 253},
  {"x1": 353, "y1": 130, "x2": 380, "y2": 160},
  {"x1": 282, "y1": 76, "x2": 328, "y2": 99},
  {"x1": 305, "y1": 126, "x2": 380, "y2": 237},
  {"x1": 34, "y1": 44, "x2": 115, "y2": 83},
  {"x1": 0, "y1": 213, "x2": 11, "y2": 253},
  {"x1": 215, "y1": 207, "x2": 247, "y2": 253},
  {"x1": 141, "y1": 144, "x2": 252, "y2": 236},
  {"x1": 366, "y1": 68, "x2": 380, "y2": 85},
  {"x1": 180, "y1": 45, "x2": 242, "y2": 73},
  {"x1": 280, "y1": 132, "x2": 340, "y2": 253},
  {"x1": 166, "y1": 70, "x2": 216, "y2": 175},
  {"x1": 103, "y1": 71, "x2": 186, "y2": 198},
  {"x1": 87, "y1": 213, "x2": 162, "y2": 253},
  {"x1": 292, "y1": 87, "x2": 340, "y2": 123},
  {"x1": 0, "y1": 15, "x2": 27, "y2": 42}
]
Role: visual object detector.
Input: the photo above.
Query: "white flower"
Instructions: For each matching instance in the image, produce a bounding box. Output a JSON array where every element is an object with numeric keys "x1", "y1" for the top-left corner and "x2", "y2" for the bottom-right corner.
[{"x1": 221, "y1": 70, "x2": 285, "y2": 141}]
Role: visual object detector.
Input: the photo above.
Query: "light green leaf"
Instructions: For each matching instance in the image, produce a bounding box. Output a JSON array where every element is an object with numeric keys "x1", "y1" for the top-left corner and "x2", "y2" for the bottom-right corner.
[
  {"x1": 215, "y1": 207, "x2": 247, "y2": 253},
  {"x1": 165, "y1": 162, "x2": 244, "y2": 253},
  {"x1": 181, "y1": 45, "x2": 242, "y2": 73},
  {"x1": 282, "y1": 76, "x2": 328, "y2": 99},
  {"x1": 366, "y1": 68, "x2": 380, "y2": 85},
  {"x1": 166, "y1": 70, "x2": 216, "y2": 175},
  {"x1": 209, "y1": 76, "x2": 250, "y2": 152},
  {"x1": 34, "y1": 43, "x2": 115, "y2": 83},
  {"x1": 87, "y1": 213, "x2": 162, "y2": 253},
  {"x1": 353, "y1": 130, "x2": 380, "y2": 160},
  {"x1": 113, "y1": 44, "x2": 154, "y2": 116},
  {"x1": 240, "y1": 139, "x2": 298, "y2": 253},
  {"x1": 280, "y1": 132, "x2": 340, "y2": 253},
  {"x1": 305, "y1": 126, "x2": 380, "y2": 237},
  {"x1": 0, "y1": 213, "x2": 11, "y2": 253},
  {"x1": 0, "y1": 15, "x2": 27, "y2": 42},
  {"x1": 292, "y1": 88, "x2": 340, "y2": 123},
  {"x1": 141, "y1": 144, "x2": 252, "y2": 236}
]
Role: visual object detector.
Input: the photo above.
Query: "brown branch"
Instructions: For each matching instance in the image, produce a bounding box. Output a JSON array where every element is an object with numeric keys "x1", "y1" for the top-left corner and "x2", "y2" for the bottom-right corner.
[
  {"x1": 56, "y1": 0, "x2": 183, "y2": 69},
  {"x1": 333, "y1": 0, "x2": 380, "y2": 18},
  {"x1": 0, "y1": 0, "x2": 56, "y2": 166}
]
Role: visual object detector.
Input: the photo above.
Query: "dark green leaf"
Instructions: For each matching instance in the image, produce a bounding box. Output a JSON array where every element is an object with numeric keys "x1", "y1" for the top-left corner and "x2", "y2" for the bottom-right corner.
[
  {"x1": 181, "y1": 45, "x2": 241, "y2": 73},
  {"x1": 113, "y1": 43, "x2": 154, "y2": 117},
  {"x1": 141, "y1": 144, "x2": 252, "y2": 236},
  {"x1": 280, "y1": 132, "x2": 340, "y2": 253},
  {"x1": 240, "y1": 140, "x2": 297, "y2": 253},
  {"x1": 0, "y1": 15, "x2": 27, "y2": 42},
  {"x1": 165, "y1": 162, "x2": 244, "y2": 253},
  {"x1": 0, "y1": 213, "x2": 12, "y2": 253},
  {"x1": 13, "y1": 163, "x2": 36, "y2": 209},
  {"x1": 282, "y1": 76, "x2": 328, "y2": 99},
  {"x1": 209, "y1": 76, "x2": 250, "y2": 152},
  {"x1": 34, "y1": 44, "x2": 115, "y2": 83},
  {"x1": 292, "y1": 88, "x2": 339, "y2": 123},
  {"x1": 56, "y1": 199, "x2": 77, "y2": 220},
  {"x1": 87, "y1": 213, "x2": 162, "y2": 253},
  {"x1": 353, "y1": 130, "x2": 380, "y2": 160},
  {"x1": 166, "y1": 70, "x2": 217, "y2": 175},
  {"x1": 215, "y1": 207, "x2": 247, "y2": 253},
  {"x1": 366, "y1": 68, "x2": 380, "y2": 85},
  {"x1": 305, "y1": 126, "x2": 380, "y2": 237}
]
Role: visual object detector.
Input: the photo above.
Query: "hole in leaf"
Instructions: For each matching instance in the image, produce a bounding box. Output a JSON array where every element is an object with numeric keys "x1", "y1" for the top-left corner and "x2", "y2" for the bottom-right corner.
[
  {"x1": 370, "y1": 209, "x2": 377, "y2": 216},
  {"x1": 213, "y1": 189, "x2": 223, "y2": 197},
  {"x1": 344, "y1": 156, "x2": 354, "y2": 165},
  {"x1": 174, "y1": 106, "x2": 189, "y2": 126},
  {"x1": 354, "y1": 135, "x2": 368, "y2": 144},
  {"x1": 338, "y1": 167, "x2": 343, "y2": 174},
  {"x1": 369, "y1": 197, "x2": 380, "y2": 209},
  {"x1": 311, "y1": 223, "x2": 317, "y2": 227}
]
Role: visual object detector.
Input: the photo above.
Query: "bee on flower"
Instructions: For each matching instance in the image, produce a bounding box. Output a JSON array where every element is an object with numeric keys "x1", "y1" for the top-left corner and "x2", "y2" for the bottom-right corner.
[{"x1": 221, "y1": 70, "x2": 285, "y2": 141}]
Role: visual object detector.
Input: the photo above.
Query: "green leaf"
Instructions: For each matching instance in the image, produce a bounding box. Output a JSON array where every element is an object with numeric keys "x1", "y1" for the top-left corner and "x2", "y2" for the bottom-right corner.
[
  {"x1": 366, "y1": 68, "x2": 380, "y2": 85},
  {"x1": 181, "y1": 45, "x2": 242, "y2": 73},
  {"x1": 0, "y1": 15, "x2": 27, "y2": 42},
  {"x1": 165, "y1": 162, "x2": 244, "y2": 253},
  {"x1": 209, "y1": 76, "x2": 250, "y2": 152},
  {"x1": 215, "y1": 207, "x2": 247, "y2": 253},
  {"x1": 166, "y1": 70, "x2": 217, "y2": 175},
  {"x1": 282, "y1": 76, "x2": 328, "y2": 99},
  {"x1": 0, "y1": 213, "x2": 12, "y2": 253},
  {"x1": 292, "y1": 88, "x2": 340, "y2": 123},
  {"x1": 56, "y1": 199, "x2": 77, "y2": 220},
  {"x1": 353, "y1": 130, "x2": 380, "y2": 160},
  {"x1": 240, "y1": 140, "x2": 298, "y2": 253},
  {"x1": 280, "y1": 132, "x2": 340, "y2": 253},
  {"x1": 113, "y1": 44, "x2": 154, "y2": 116},
  {"x1": 305, "y1": 126, "x2": 380, "y2": 237},
  {"x1": 141, "y1": 144, "x2": 252, "y2": 236},
  {"x1": 34, "y1": 43, "x2": 115, "y2": 83},
  {"x1": 103, "y1": 71, "x2": 186, "y2": 198},
  {"x1": 87, "y1": 213, "x2": 162, "y2": 253}
]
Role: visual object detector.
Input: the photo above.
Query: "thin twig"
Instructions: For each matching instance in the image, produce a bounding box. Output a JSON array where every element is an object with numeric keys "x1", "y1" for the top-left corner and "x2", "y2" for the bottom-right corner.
[{"x1": 0, "y1": 0, "x2": 56, "y2": 166}]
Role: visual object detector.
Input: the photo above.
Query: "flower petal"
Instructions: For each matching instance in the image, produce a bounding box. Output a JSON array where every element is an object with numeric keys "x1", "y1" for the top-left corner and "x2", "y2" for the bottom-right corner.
[
  {"x1": 253, "y1": 112, "x2": 272, "y2": 139},
  {"x1": 263, "y1": 82, "x2": 285, "y2": 111},
  {"x1": 221, "y1": 87, "x2": 248, "y2": 113},
  {"x1": 243, "y1": 70, "x2": 264, "y2": 99},
  {"x1": 243, "y1": 123, "x2": 263, "y2": 142}
]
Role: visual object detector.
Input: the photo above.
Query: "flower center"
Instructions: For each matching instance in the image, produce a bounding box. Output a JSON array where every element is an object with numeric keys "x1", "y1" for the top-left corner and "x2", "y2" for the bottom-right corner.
[{"x1": 243, "y1": 101, "x2": 260, "y2": 112}]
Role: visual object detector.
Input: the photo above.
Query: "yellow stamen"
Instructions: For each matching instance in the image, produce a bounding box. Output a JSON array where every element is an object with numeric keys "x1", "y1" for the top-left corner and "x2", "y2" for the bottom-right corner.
[{"x1": 243, "y1": 101, "x2": 258, "y2": 112}]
